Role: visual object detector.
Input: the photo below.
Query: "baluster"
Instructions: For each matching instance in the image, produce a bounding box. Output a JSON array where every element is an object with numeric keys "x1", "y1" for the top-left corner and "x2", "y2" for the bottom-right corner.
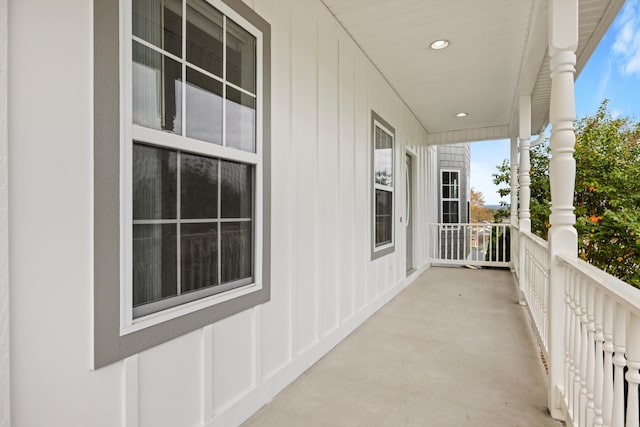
[
  {"x1": 586, "y1": 281, "x2": 596, "y2": 425},
  {"x1": 566, "y1": 267, "x2": 575, "y2": 415},
  {"x1": 593, "y1": 288, "x2": 604, "y2": 426},
  {"x1": 574, "y1": 276, "x2": 583, "y2": 425},
  {"x1": 580, "y1": 277, "x2": 589, "y2": 425},
  {"x1": 611, "y1": 303, "x2": 627, "y2": 427},
  {"x1": 626, "y1": 313, "x2": 640, "y2": 427},
  {"x1": 543, "y1": 257, "x2": 549, "y2": 349},
  {"x1": 603, "y1": 296, "x2": 615, "y2": 427}
]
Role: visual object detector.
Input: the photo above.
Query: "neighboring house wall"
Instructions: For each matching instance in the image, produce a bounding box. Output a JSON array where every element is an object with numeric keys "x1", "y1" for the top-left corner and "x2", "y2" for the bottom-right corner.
[
  {"x1": 436, "y1": 143, "x2": 471, "y2": 259},
  {"x1": 7, "y1": 1, "x2": 437, "y2": 426},
  {"x1": 437, "y1": 143, "x2": 471, "y2": 223}
]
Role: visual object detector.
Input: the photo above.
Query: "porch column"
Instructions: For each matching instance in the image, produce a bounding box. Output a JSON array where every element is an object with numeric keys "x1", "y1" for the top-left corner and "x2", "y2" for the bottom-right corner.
[
  {"x1": 518, "y1": 96, "x2": 531, "y2": 305},
  {"x1": 510, "y1": 136, "x2": 519, "y2": 285},
  {"x1": 510, "y1": 136, "x2": 519, "y2": 228},
  {"x1": 547, "y1": 0, "x2": 579, "y2": 419}
]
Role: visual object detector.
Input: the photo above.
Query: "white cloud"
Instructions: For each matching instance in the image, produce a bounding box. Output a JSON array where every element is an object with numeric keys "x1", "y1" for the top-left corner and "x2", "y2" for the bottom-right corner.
[{"x1": 612, "y1": 0, "x2": 640, "y2": 77}]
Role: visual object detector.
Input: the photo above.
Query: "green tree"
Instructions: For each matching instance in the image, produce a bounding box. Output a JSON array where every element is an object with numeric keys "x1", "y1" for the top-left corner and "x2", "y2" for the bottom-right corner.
[
  {"x1": 492, "y1": 143, "x2": 551, "y2": 239},
  {"x1": 493, "y1": 100, "x2": 640, "y2": 288},
  {"x1": 470, "y1": 187, "x2": 494, "y2": 223},
  {"x1": 573, "y1": 101, "x2": 640, "y2": 287}
]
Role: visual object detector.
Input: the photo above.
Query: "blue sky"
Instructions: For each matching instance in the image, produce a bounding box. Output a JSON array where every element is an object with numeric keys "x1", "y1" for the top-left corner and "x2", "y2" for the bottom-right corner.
[{"x1": 471, "y1": 0, "x2": 640, "y2": 205}]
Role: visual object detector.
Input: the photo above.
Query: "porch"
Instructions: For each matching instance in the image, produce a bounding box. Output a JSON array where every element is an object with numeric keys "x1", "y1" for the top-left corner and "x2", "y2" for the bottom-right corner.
[{"x1": 244, "y1": 267, "x2": 559, "y2": 426}]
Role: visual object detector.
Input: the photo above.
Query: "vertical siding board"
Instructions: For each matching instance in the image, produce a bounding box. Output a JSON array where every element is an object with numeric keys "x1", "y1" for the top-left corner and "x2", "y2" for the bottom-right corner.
[
  {"x1": 255, "y1": 0, "x2": 293, "y2": 379},
  {"x1": 317, "y1": 16, "x2": 340, "y2": 337},
  {"x1": 292, "y1": 0, "x2": 319, "y2": 353},
  {"x1": 338, "y1": 41, "x2": 355, "y2": 323},
  {"x1": 138, "y1": 332, "x2": 201, "y2": 427},
  {"x1": 210, "y1": 310, "x2": 255, "y2": 415},
  {"x1": 354, "y1": 56, "x2": 368, "y2": 312},
  {"x1": 0, "y1": 0, "x2": 8, "y2": 424}
]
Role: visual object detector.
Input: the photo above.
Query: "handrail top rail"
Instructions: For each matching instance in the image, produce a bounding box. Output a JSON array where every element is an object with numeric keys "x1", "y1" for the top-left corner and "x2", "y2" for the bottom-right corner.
[
  {"x1": 520, "y1": 230, "x2": 548, "y2": 249},
  {"x1": 557, "y1": 253, "x2": 640, "y2": 314},
  {"x1": 429, "y1": 222, "x2": 509, "y2": 226}
]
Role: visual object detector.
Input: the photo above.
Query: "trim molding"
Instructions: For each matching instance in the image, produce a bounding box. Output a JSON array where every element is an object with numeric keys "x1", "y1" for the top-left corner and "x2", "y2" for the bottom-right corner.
[{"x1": 0, "y1": 0, "x2": 10, "y2": 423}]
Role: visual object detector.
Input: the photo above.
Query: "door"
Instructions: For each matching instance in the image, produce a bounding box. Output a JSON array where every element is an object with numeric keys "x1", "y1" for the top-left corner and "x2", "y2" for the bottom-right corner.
[{"x1": 405, "y1": 153, "x2": 414, "y2": 274}]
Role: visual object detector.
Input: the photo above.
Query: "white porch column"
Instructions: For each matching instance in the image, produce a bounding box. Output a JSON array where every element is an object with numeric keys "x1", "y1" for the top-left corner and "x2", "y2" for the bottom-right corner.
[
  {"x1": 518, "y1": 96, "x2": 531, "y2": 234},
  {"x1": 547, "y1": 0, "x2": 579, "y2": 419},
  {"x1": 518, "y1": 96, "x2": 531, "y2": 305},
  {"x1": 510, "y1": 136, "x2": 519, "y2": 227},
  {"x1": 510, "y1": 136, "x2": 519, "y2": 288}
]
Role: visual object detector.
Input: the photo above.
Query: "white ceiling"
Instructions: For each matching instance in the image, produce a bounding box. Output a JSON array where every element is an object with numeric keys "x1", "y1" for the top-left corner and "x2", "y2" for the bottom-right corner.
[{"x1": 322, "y1": 0, "x2": 625, "y2": 143}]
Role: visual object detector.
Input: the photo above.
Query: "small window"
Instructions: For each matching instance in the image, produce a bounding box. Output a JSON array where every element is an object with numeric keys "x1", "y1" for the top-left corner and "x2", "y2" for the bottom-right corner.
[
  {"x1": 93, "y1": 0, "x2": 271, "y2": 368},
  {"x1": 441, "y1": 170, "x2": 460, "y2": 223},
  {"x1": 371, "y1": 112, "x2": 395, "y2": 259}
]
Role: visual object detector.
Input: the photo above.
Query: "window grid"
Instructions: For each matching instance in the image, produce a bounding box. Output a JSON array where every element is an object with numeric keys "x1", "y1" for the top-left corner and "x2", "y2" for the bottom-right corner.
[
  {"x1": 441, "y1": 170, "x2": 460, "y2": 224},
  {"x1": 126, "y1": 0, "x2": 260, "y2": 324}
]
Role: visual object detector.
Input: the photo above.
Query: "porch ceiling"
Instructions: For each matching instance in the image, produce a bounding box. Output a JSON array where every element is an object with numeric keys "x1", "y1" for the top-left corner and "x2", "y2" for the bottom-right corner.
[{"x1": 322, "y1": 0, "x2": 625, "y2": 144}]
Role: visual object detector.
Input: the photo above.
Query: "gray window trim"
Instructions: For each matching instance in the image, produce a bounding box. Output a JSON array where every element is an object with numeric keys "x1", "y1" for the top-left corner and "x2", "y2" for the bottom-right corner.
[
  {"x1": 371, "y1": 110, "x2": 395, "y2": 260},
  {"x1": 93, "y1": 0, "x2": 271, "y2": 369}
]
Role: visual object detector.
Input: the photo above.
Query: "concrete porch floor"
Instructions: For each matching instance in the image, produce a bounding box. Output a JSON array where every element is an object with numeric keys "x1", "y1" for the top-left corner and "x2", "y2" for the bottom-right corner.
[{"x1": 244, "y1": 267, "x2": 563, "y2": 426}]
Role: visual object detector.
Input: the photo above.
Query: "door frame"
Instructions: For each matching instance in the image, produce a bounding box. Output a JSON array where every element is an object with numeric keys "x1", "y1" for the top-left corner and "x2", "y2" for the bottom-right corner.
[{"x1": 405, "y1": 148, "x2": 417, "y2": 275}]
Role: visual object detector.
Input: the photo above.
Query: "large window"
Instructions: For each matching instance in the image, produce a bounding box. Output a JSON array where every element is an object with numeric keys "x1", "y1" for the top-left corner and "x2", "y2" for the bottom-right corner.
[
  {"x1": 371, "y1": 112, "x2": 395, "y2": 259},
  {"x1": 441, "y1": 170, "x2": 460, "y2": 223},
  {"x1": 93, "y1": 0, "x2": 270, "y2": 368},
  {"x1": 128, "y1": 0, "x2": 259, "y2": 320}
]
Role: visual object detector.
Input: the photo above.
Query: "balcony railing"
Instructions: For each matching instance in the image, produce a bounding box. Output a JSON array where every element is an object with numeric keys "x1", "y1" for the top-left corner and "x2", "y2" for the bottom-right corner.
[
  {"x1": 512, "y1": 226, "x2": 640, "y2": 427},
  {"x1": 430, "y1": 223, "x2": 510, "y2": 268},
  {"x1": 521, "y1": 231, "x2": 549, "y2": 353},
  {"x1": 557, "y1": 254, "x2": 640, "y2": 427}
]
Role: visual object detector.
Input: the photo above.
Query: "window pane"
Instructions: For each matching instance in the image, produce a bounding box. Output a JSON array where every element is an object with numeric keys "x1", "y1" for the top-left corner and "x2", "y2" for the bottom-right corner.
[
  {"x1": 186, "y1": 67, "x2": 223, "y2": 144},
  {"x1": 221, "y1": 160, "x2": 252, "y2": 218},
  {"x1": 451, "y1": 185, "x2": 458, "y2": 199},
  {"x1": 442, "y1": 172, "x2": 450, "y2": 185},
  {"x1": 181, "y1": 152, "x2": 218, "y2": 218},
  {"x1": 133, "y1": 143, "x2": 177, "y2": 219},
  {"x1": 133, "y1": 41, "x2": 182, "y2": 134},
  {"x1": 186, "y1": 0, "x2": 223, "y2": 77},
  {"x1": 133, "y1": 0, "x2": 182, "y2": 57},
  {"x1": 442, "y1": 185, "x2": 450, "y2": 199},
  {"x1": 375, "y1": 189, "x2": 392, "y2": 246},
  {"x1": 221, "y1": 222, "x2": 252, "y2": 283},
  {"x1": 133, "y1": 224, "x2": 178, "y2": 308},
  {"x1": 443, "y1": 201, "x2": 459, "y2": 224},
  {"x1": 374, "y1": 126, "x2": 393, "y2": 186},
  {"x1": 181, "y1": 223, "x2": 218, "y2": 292},
  {"x1": 226, "y1": 18, "x2": 256, "y2": 93},
  {"x1": 225, "y1": 86, "x2": 256, "y2": 152}
]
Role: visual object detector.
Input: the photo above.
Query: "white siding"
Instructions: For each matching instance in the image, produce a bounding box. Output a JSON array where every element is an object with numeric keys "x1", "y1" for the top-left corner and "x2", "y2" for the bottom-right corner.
[
  {"x1": 0, "y1": 0, "x2": 8, "y2": 425},
  {"x1": 7, "y1": 0, "x2": 438, "y2": 426}
]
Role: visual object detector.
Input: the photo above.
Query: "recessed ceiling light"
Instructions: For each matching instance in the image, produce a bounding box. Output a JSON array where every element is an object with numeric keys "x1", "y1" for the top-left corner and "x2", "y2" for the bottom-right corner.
[
  {"x1": 456, "y1": 112, "x2": 468, "y2": 118},
  {"x1": 430, "y1": 39, "x2": 450, "y2": 50}
]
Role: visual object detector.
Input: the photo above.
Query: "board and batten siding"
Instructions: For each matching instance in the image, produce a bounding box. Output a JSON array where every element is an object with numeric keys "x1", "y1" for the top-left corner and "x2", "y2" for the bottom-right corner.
[
  {"x1": 7, "y1": 0, "x2": 437, "y2": 426},
  {"x1": 0, "y1": 0, "x2": 9, "y2": 425}
]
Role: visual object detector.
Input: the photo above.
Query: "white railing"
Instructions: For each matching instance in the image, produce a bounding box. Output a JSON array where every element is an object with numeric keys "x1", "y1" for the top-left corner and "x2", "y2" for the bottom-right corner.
[
  {"x1": 430, "y1": 223, "x2": 510, "y2": 267},
  {"x1": 557, "y1": 254, "x2": 640, "y2": 427},
  {"x1": 521, "y1": 232, "x2": 550, "y2": 354},
  {"x1": 511, "y1": 224, "x2": 520, "y2": 280}
]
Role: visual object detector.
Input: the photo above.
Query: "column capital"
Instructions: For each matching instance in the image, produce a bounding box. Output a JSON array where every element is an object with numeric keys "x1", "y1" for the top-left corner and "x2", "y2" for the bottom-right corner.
[{"x1": 549, "y1": 0, "x2": 579, "y2": 55}]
